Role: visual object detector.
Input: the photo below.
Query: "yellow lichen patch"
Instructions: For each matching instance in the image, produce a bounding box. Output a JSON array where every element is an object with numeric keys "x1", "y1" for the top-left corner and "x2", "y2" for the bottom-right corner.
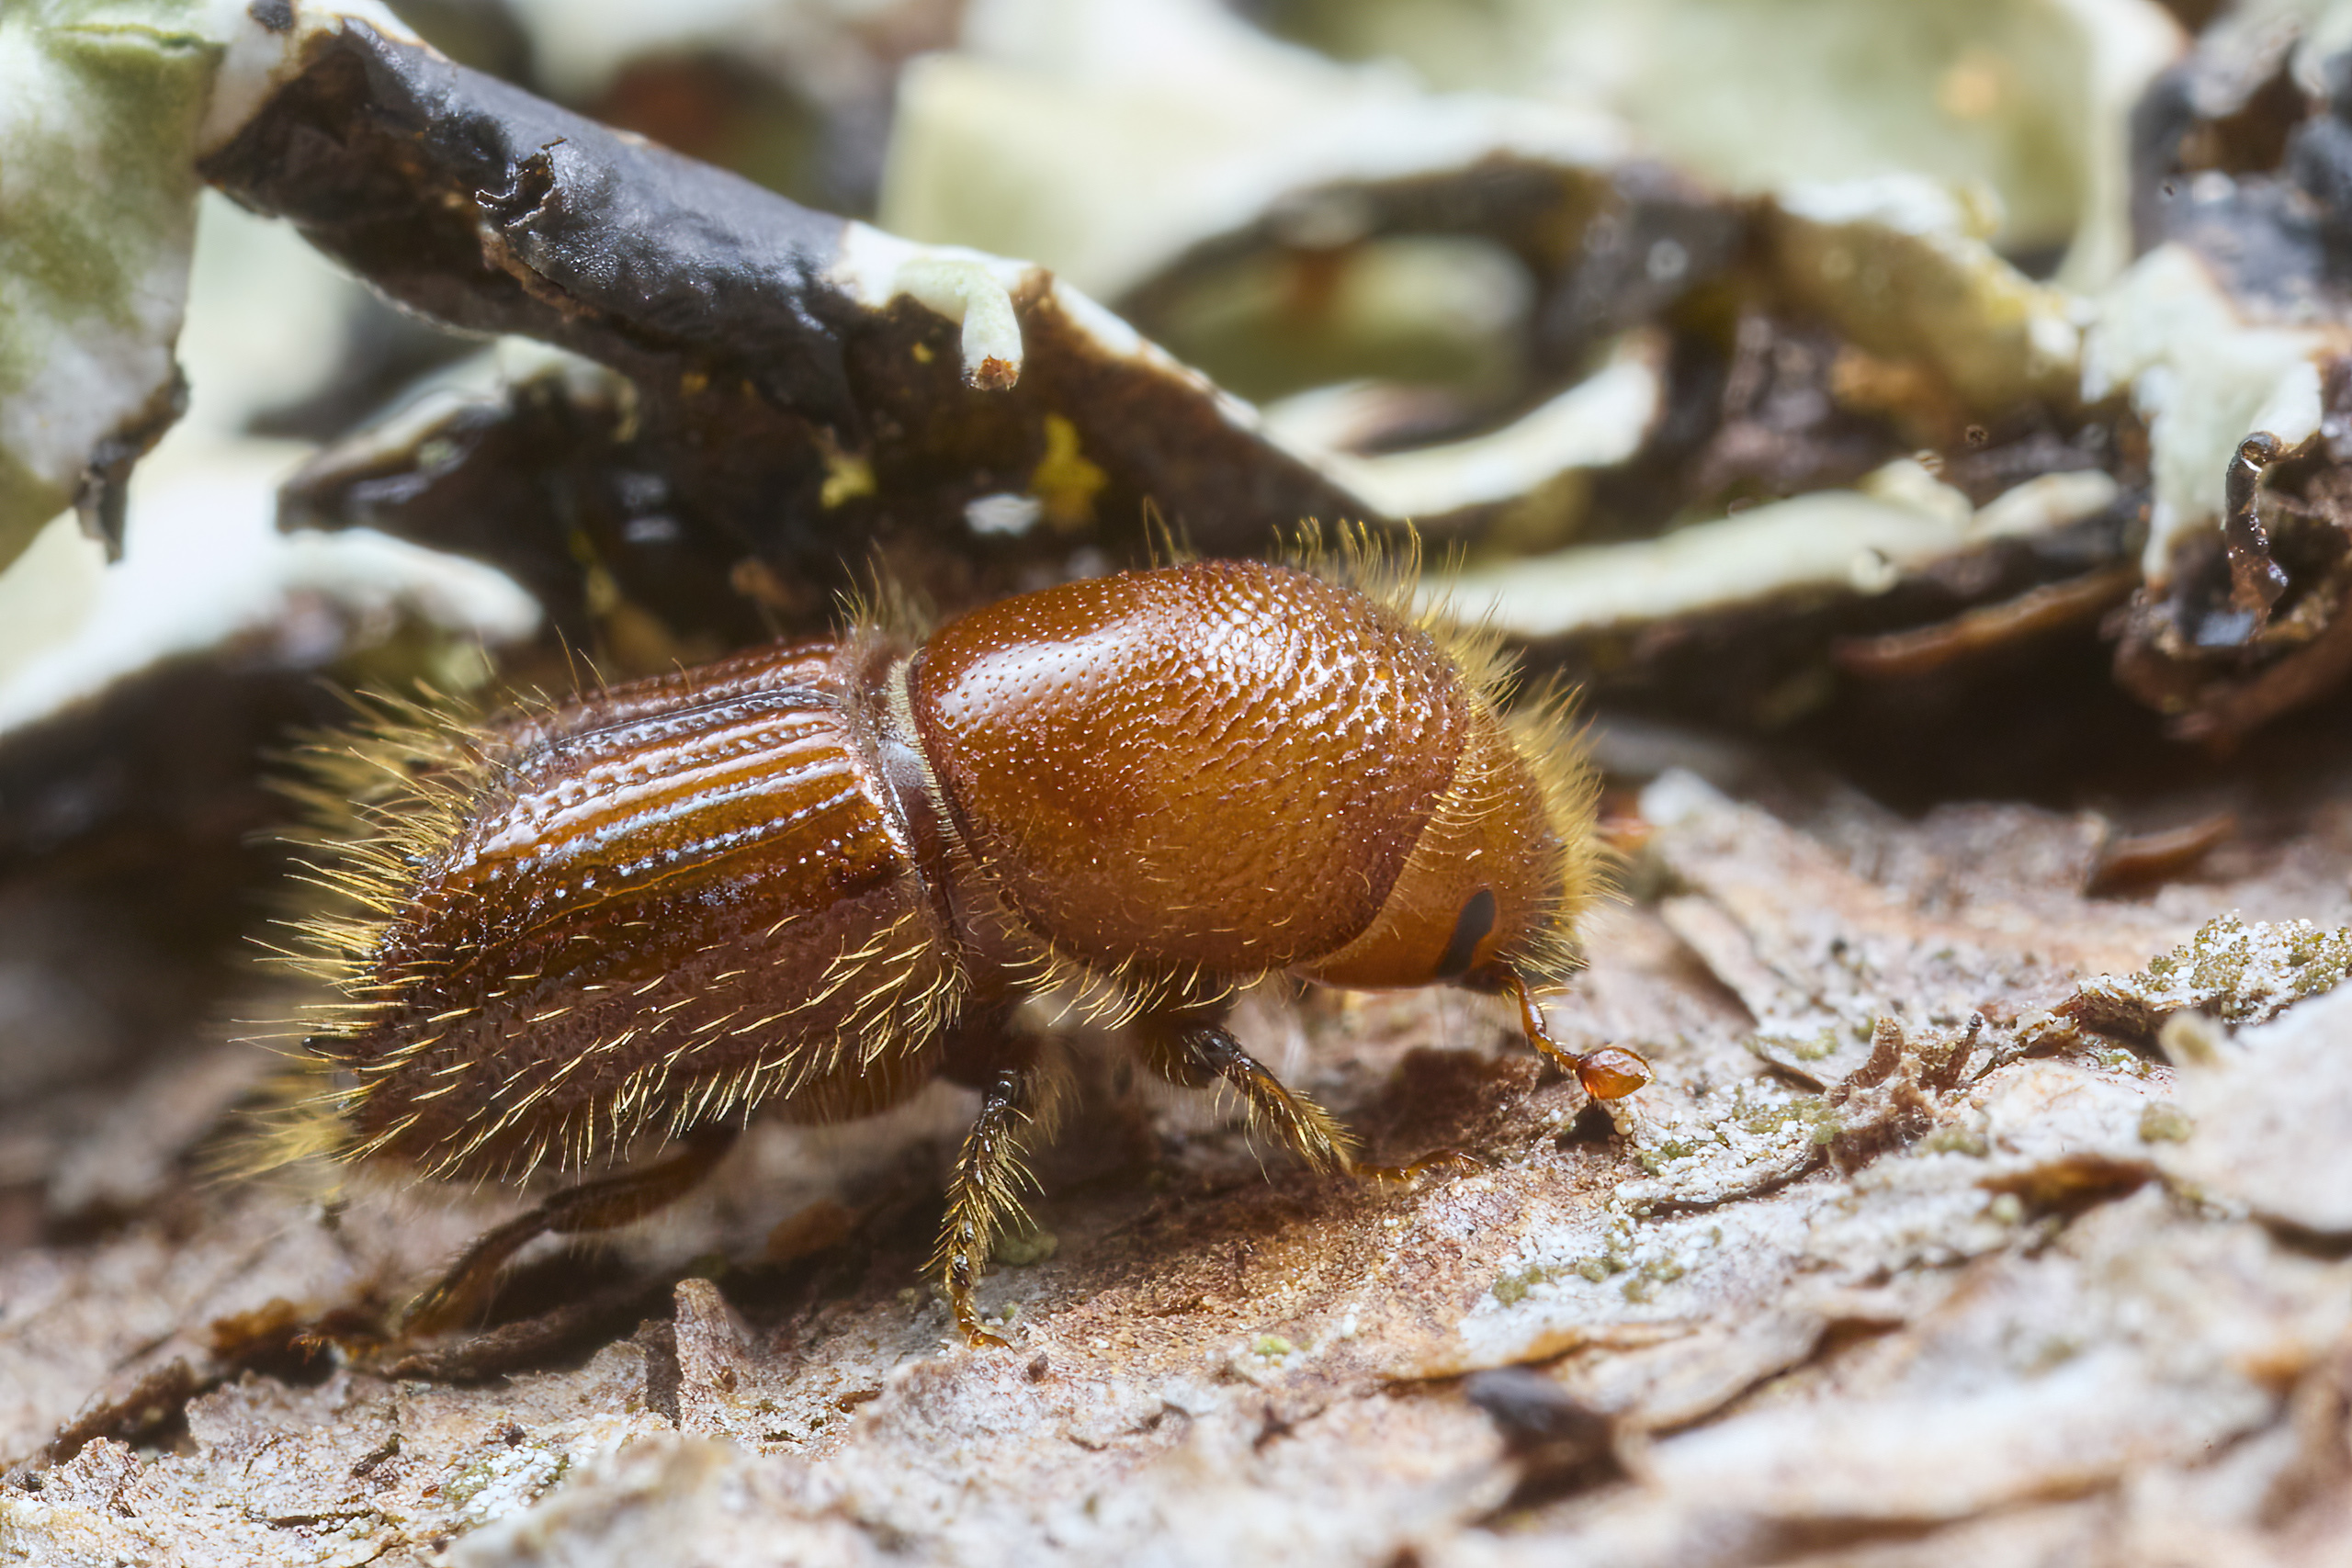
[
  {"x1": 819, "y1": 431, "x2": 877, "y2": 508},
  {"x1": 1028, "y1": 414, "x2": 1106, "y2": 532}
]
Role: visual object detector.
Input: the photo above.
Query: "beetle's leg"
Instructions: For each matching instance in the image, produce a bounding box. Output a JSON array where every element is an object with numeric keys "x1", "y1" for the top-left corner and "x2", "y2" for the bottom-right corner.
[
  {"x1": 1133, "y1": 1012, "x2": 1479, "y2": 1182},
  {"x1": 1489, "y1": 967, "x2": 1651, "y2": 1100},
  {"x1": 930, "y1": 1061, "x2": 1053, "y2": 1348},
  {"x1": 1135, "y1": 1013, "x2": 1355, "y2": 1173},
  {"x1": 404, "y1": 1125, "x2": 740, "y2": 1334}
]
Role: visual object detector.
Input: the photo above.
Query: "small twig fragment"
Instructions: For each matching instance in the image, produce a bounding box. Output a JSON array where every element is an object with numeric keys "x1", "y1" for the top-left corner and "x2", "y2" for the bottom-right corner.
[{"x1": 1833, "y1": 567, "x2": 2140, "y2": 679}]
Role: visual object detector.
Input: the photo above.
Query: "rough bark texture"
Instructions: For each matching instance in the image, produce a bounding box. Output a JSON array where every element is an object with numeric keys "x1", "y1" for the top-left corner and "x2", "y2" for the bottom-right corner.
[{"x1": 6, "y1": 749, "x2": 2350, "y2": 1567}]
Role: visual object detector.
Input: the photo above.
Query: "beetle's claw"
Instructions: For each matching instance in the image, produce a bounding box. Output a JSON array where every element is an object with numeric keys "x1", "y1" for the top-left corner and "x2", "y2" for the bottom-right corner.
[
  {"x1": 1347, "y1": 1146, "x2": 1483, "y2": 1182},
  {"x1": 950, "y1": 1292, "x2": 1011, "y2": 1348}
]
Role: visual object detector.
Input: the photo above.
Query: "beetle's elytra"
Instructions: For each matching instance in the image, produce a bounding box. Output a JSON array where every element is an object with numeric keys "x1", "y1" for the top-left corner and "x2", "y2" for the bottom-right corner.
[{"x1": 275, "y1": 550, "x2": 1645, "y2": 1342}]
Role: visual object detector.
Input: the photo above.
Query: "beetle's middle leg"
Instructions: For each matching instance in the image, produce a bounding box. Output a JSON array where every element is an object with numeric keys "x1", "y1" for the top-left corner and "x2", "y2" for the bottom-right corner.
[
  {"x1": 929, "y1": 1058, "x2": 1064, "y2": 1347},
  {"x1": 930, "y1": 1010, "x2": 1069, "y2": 1347},
  {"x1": 1131, "y1": 1011, "x2": 1477, "y2": 1183}
]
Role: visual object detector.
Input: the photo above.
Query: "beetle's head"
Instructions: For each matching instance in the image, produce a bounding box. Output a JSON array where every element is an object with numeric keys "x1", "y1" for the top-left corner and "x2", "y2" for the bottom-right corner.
[{"x1": 1295, "y1": 705, "x2": 1597, "y2": 995}]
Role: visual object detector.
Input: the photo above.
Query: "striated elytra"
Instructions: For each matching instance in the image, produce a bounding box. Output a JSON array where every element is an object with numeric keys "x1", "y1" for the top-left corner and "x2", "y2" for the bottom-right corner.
[{"x1": 274, "y1": 551, "x2": 1646, "y2": 1343}]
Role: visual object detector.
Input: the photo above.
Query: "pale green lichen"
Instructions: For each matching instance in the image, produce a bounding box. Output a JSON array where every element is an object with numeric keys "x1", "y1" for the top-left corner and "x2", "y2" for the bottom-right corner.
[
  {"x1": 1628, "y1": 1083, "x2": 1833, "y2": 1179},
  {"x1": 1491, "y1": 1271, "x2": 1535, "y2": 1307},
  {"x1": 0, "y1": 0, "x2": 230, "y2": 566},
  {"x1": 1920, "y1": 1125, "x2": 1990, "y2": 1156},
  {"x1": 1495, "y1": 1243, "x2": 1690, "y2": 1307},
  {"x1": 2138, "y1": 1103, "x2": 2194, "y2": 1144},
  {"x1": 992, "y1": 1225, "x2": 1060, "y2": 1267},
  {"x1": 1491, "y1": 1254, "x2": 1611, "y2": 1305},
  {"x1": 2164, "y1": 915, "x2": 2350, "y2": 1012},
  {"x1": 1634, "y1": 1139, "x2": 1697, "y2": 1175},
  {"x1": 2085, "y1": 1043, "x2": 2158, "y2": 1079},
  {"x1": 2070, "y1": 916, "x2": 2352, "y2": 1039},
  {"x1": 442, "y1": 1446, "x2": 570, "y2": 1524},
  {"x1": 1790, "y1": 1028, "x2": 1843, "y2": 1063},
  {"x1": 1742, "y1": 1093, "x2": 1829, "y2": 1137},
  {"x1": 1620, "y1": 1254, "x2": 1687, "y2": 1303}
]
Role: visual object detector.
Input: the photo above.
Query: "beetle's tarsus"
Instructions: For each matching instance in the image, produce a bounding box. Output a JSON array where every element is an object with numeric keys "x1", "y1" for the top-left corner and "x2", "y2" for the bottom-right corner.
[
  {"x1": 932, "y1": 1064, "x2": 1045, "y2": 1346},
  {"x1": 1347, "y1": 1147, "x2": 1484, "y2": 1182},
  {"x1": 946, "y1": 1252, "x2": 1012, "y2": 1347}
]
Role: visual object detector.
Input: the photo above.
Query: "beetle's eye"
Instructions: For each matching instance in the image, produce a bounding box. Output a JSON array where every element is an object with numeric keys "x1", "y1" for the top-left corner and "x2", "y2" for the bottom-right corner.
[{"x1": 1434, "y1": 887, "x2": 1498, "y2": 980}]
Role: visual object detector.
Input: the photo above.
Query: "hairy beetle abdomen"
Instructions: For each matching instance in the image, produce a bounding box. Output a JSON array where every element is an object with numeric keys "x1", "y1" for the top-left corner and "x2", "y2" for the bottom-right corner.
[
  {"x1": 329, "y1": 636, "x2": 956, "y2": 1179},
  {"x1": 909, "y1": 560, "x2": 1471, "y2": 977}
]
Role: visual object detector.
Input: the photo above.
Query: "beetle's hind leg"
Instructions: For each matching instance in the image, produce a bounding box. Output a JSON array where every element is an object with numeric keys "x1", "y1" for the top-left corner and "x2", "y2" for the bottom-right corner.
[
  {"x1": 1132, "y1": 1011, "x2": 1477, "y2": 1183},
  {"x1": 403, "y1": 1125, "x2": 741, "y2": 1334}
]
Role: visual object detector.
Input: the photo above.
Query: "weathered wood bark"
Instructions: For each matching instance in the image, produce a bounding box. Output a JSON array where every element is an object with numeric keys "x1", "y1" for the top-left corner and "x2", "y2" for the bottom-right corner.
[{"x1": 6, "y1": 750, "x2": 2350, "y2": 1567}]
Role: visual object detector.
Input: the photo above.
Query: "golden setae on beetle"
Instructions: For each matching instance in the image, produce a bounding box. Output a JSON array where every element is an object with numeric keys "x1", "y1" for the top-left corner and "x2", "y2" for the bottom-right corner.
[{"x1": 271, "y1": 549, "x2": 1647, "y2": 1343}]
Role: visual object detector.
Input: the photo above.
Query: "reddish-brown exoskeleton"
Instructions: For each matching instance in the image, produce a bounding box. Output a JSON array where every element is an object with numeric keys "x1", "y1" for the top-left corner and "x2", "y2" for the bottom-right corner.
[{"x1": 274, "y1": 551, "x2": 1645, "y2": 1343}]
